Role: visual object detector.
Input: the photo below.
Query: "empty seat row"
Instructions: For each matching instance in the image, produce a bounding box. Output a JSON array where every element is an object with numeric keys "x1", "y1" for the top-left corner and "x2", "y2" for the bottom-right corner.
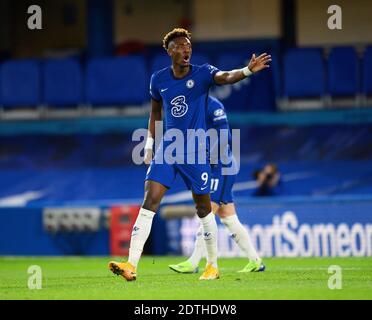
[
  {"x1": 0, "y1": 56, "x2": 148, "y2": 108},
  {"x1": 283, "y1": 46, "x2": 372, "y2": 99},
  {"x1": 0, "y1": 46, "x2": 372, "y2": 110}
]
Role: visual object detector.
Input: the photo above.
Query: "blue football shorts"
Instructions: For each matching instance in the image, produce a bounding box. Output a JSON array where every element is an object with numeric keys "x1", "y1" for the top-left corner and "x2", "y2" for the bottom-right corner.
[
  {"x1": 145, "y1": 154, "x2": 211, "y2": 195},
  {"x1": 209, "y1": 163, "x2": 236, "y2": 204}
]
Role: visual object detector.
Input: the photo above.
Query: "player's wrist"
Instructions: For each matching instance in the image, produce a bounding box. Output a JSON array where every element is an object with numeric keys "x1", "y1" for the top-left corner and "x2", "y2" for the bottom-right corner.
[
  {"x1": 242, "y1": 66, "x2": 253, "y2": 77},
  {"x1": 145, "y1": 136, "x2": 154, "y2": 150}
]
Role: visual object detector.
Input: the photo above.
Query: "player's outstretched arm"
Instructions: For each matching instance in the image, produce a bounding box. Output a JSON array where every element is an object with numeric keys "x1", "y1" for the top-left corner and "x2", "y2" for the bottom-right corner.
[
  {"x1": 214, "y1": 53, "x2": 271, "y2": 85},
  {"x1": 144, "y1": 99, "x2": 162, "y2": 164}
]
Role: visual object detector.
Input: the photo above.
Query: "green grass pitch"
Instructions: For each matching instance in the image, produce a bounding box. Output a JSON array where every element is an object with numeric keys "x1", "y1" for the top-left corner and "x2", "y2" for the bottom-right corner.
[{"x1": 1, "y1": 256, "x2": 371, "y2": 300}]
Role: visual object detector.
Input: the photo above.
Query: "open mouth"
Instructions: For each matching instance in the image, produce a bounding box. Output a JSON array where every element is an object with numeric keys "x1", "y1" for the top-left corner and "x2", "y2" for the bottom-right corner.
[{"x1": 183, "y1": 55, "x2": 190, "y2": 64}]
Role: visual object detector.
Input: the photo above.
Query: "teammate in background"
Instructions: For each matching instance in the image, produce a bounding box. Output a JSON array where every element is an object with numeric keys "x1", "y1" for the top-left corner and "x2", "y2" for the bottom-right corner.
[
  {"x1": 108, "y1": 28, "x2": 271, "y2": 281},
  {"x1": 169, "y1": 96, "x2": 265, "y2": 274}
]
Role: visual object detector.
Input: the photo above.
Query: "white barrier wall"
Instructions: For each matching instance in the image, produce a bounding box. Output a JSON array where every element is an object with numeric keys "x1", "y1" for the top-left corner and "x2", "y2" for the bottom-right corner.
[
  {"x1": 114, "y1": 0, "x2": 185, "y2": 45},
  {"x1": 114, "y1": 0, "x2": 281, "y2": 44},
  {"x1": 297, "y1": 0, "x2": 372, "y2": 46},
  {"x1": 192, "y1": 0, "x2": 281, "y2": 40}
]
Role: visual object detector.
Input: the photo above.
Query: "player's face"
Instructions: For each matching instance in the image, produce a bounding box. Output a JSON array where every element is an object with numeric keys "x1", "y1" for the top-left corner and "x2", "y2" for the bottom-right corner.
[{"x1": 168, "y1": 37, "x2": 192, "y2": 68}]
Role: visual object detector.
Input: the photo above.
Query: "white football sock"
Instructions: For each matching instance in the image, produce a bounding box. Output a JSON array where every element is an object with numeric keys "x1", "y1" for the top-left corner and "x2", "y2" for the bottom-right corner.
[
  {"x1": 199, "y1": 212, "x2": 218, "y2": 268},
  {"x1": 220, "y1": 214, "x2": 260, "y2": 261},
  {"x1": 128, "y1": 207, "x2": 156, "y2": 268},
  {"x1": 186, "y1": 225, "x2": 205, "y2": 268}
]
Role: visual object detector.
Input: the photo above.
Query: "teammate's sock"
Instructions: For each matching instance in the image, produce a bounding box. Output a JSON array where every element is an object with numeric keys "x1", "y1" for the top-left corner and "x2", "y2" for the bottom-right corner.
[
  {"x1": 221, "y1": 214, "x2": 260, "y2": 262},
  {"x1": 186, "y1": 226, "x2": 205, "y2": 268},
  {"x1": 199, "y1": 212, "x2": 218, "y2": 268},
  {"x1": 128, "y1": 208, "x2": 156, "y2": 268}
]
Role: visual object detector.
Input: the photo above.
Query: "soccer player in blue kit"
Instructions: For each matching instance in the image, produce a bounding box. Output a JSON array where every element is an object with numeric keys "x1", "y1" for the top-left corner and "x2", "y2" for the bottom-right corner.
[
  {"x1": 109, "y1": 28, "x2": 271, "y2": 281},
  {"x1": 169, "y1": 96, "x2": 265, "y2": 274}
]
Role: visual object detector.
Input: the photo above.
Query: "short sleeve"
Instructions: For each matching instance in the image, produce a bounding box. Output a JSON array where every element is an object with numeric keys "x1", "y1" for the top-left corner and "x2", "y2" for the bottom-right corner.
[
  {"x1": 203, "y1": 63, "x2": 220, "y2": 87},
  {"x1": 149, "y1": 73, "x2": 161, "y2": 101}
]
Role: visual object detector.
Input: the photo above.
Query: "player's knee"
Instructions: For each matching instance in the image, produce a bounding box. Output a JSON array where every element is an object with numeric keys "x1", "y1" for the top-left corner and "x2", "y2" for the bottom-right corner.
[
  {"x1": 218, "y1": 204, "x2": 236, "y2": 219},
  {"x1": 218, "y1": 208, "x2": 231, "y2": 219},
  {"x1": 142, "y1": 195, "x2": 161, "y2": 213},
  {"x1": 195, "y1": 203, "x2": 211, "y2": 218}
]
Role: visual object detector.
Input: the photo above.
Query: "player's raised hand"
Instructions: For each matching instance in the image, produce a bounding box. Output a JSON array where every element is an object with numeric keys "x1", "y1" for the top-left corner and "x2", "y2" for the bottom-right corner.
[{"x1": 248, "y1": 53, "x2": 271, "y2": 73}]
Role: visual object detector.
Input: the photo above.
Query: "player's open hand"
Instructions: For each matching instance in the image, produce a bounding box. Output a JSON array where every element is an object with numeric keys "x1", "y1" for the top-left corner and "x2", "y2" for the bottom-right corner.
[{"x1": 248, "y1": 53, "x2": 271, "y2": 73}]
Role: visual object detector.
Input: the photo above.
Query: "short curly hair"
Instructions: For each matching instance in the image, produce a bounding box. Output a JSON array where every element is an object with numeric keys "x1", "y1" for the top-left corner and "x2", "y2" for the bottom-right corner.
[{"x1": 162, "y1": 28, "x2": 191, "y2": 50}]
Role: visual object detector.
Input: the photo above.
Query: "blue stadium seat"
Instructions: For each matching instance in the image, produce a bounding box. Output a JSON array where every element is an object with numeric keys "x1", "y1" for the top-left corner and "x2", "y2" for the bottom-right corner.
[
  {"x1": 0, "y1": 59, "x2": 41, "y2": 108},
  {"x1": 284, "y1": 48, "x2": 325, "y2": 98},
  {"x1": 43, "y1": 59, "x2": 83, "y2": 107},
  {"x1": 328, "y1": 47, "x2": 359, "y2": 96},
  {"x1": 189, "y1": 53, "x2": 209, "y2": 66},
  {"x1": 150, "y1": 53, "x2": 169, "y2": 75},
  {"x1": 150, "y1": 53, "x2": 209, "y2": 75},
  {"x1": 86, "y1": 56, "x2": 147, "y2": 106},
  {"x1": 270, "y1": 52, "x2": 282, "y2": 98},
  {"x1": 212, "y1": 51, "x2": 276, "y2": 111},
  {"x1": 363, "y1": 46, "x2": 372, "y2": 96}
]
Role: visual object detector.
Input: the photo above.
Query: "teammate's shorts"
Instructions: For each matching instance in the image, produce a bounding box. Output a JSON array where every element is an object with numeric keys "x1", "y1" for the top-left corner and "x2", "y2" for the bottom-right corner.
[
  {"x1": 209, "y1": 163, "x2": 237, "y2": 205},
  {"x1": 145, "y1": 155, "x2": 211, "y2": 195}
]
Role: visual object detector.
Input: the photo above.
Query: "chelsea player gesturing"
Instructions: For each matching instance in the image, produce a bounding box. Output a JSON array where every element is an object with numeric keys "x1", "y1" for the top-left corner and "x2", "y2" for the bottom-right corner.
[{"x1": 109, "y1": 28, "x2": 271, "y2": 281}]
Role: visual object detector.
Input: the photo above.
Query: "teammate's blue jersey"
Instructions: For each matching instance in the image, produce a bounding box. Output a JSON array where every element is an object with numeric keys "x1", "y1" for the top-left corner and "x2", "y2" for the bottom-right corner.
[
  {"x1": 205, "y1": 96, "x2": 236, "y2": 204},
  {"x1": 206, "y1": 96, "x2": 233, "y2": 165},
  {"x1": 150, "y1": 63, "x2": 220, "y2": 155}
]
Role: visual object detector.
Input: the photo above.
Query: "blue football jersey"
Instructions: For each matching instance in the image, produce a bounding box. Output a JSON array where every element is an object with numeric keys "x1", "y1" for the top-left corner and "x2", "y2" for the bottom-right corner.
[
  {"x1": 150, "y1": 63, "x2": 220, "y2": 155},
  {"x1": 206, "y1": 96, "x2": 233, "y2": 165}
]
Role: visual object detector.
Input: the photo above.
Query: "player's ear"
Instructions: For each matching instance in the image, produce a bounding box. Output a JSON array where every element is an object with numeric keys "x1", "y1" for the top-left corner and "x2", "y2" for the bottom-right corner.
[{"x1": 167, "y1": 40, "x2": 176, "y2": 56}]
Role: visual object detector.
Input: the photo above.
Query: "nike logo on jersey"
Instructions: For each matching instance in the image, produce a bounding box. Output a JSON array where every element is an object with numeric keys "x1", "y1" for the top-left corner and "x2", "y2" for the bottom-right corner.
[
  {"x1": 200, "y1": 186, "x2": 208, "y2": 190},
  {"x1": 160, "y1": 88, "x2": 168, "y2": 92}
]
